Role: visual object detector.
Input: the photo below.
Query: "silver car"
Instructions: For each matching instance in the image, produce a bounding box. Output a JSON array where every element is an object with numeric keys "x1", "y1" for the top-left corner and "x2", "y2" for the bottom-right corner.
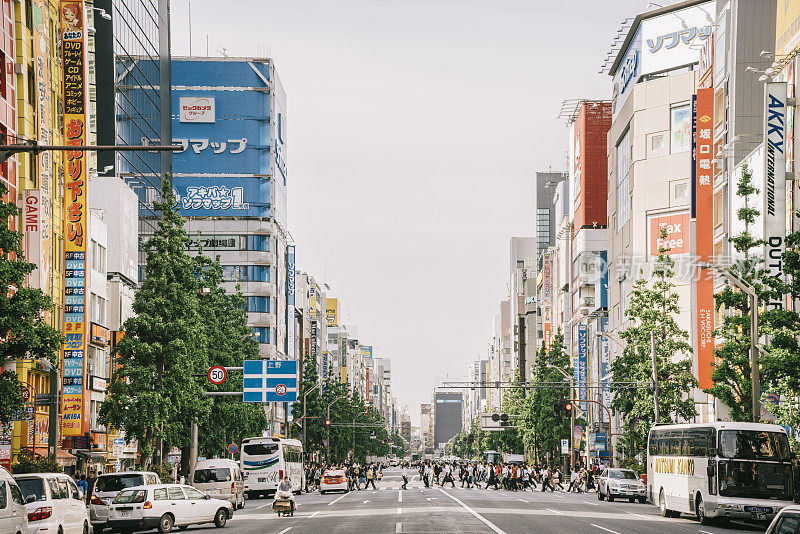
[
  {"x1": 766, "y1": 505, "x2": 800, "y2": 533},
  {"x1": 597, "y1": 468, "x2": 646, "y2": 503}
]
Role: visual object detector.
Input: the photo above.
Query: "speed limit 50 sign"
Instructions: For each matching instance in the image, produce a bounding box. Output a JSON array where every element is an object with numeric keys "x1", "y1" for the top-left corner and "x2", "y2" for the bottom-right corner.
[{"x1": 207, "y1": 366, "x2": 227, "y2": 385}]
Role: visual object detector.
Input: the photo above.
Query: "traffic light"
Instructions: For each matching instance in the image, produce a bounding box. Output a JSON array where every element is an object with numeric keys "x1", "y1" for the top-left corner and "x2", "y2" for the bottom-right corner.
[
  {"x1": 553, "y1": 399, "x2": 573, "y2": 417},
  {"x1": 325, "y1": 419, "x2": 331, "y2": 426},
  {"x1": 490, "y1": 413, "x2": 510, "y2": 426}
]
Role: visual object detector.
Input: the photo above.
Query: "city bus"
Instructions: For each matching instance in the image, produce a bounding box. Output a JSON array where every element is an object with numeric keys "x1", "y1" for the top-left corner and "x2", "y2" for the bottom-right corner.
[
  {"x1": 647, "y1": 422, "x2": 794, "y2": 524},
  {"x1": 241, "y1": 436, "x2": 303, "y2": 498}
]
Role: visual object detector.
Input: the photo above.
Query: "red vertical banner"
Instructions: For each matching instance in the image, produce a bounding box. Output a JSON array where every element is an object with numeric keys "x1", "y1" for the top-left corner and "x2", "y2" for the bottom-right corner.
[{"x1": 695, "y1": 88, "x2": 715, "y2": 389}]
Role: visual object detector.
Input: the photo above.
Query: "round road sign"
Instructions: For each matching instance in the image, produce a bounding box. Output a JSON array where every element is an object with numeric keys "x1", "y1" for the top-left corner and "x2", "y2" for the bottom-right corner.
[
  {"x1": 207, "y1": 366, "x2": 227, "y2": 385},
  {"x1": 20, "y1": 383, "x2": 32, "y2": 403},
  {"x1": 275, "y1": 384, "x2": 287, "y2": 396},
  {"x1": 228, "y1": 443, "x2": 238, "y2": 454}
]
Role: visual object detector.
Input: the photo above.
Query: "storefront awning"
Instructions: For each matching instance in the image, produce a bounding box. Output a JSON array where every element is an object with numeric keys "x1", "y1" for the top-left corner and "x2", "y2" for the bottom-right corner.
[
  {"x1": 32, "y1": 447, "x2": 78, "y2": 465},
  {"x1": 76, "y1": 450, "x2": 108, "y2": 463}
]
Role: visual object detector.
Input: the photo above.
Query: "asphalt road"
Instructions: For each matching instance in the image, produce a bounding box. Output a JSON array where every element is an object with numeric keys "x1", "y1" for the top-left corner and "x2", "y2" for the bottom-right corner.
[{"x1": 140, "y1": 468, "x2": 768, "y2": 534}]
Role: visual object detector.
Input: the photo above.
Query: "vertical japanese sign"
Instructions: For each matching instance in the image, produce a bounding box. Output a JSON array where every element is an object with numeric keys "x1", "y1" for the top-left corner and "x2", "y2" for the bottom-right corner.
[
  {"x1": 35, "y1": 0, "x2": 54, "y2": 302},
  {"x1": 286, "y1": 245, "x2": 295, "y2": 360},
  {"x1": 764, "y1": 82, "x2": 787, "y2": 311},
  {"x1": 600, "y1": 317, "x2": 611, "y2": 414},
  {"x1": 577, "y1": 324, "x2": 588, "y2": 411},
  {"x1": 23, "y1": 190, "x2": 42, "y2": 288},
  {"x1": 693, "y1": 88, "x2": 715, "y2": 389},
  {"x1": 60, "y1": 0, "x2": 88, "y2": 436}
]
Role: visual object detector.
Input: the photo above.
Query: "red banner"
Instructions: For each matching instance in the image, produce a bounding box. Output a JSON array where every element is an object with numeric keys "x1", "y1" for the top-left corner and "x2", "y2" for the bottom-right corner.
[{"x1": 695, "y1": 88, "x2": 715, "y2": 389}]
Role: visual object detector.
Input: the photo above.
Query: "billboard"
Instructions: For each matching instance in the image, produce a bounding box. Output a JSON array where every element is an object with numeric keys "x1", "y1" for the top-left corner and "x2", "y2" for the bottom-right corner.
[
  {"x1": 577, "y1": 324, "x2": 588, "y2": 411},
  {"x1": 693, "y1": 89, "x2": 715, "y2": 389},
  {"x1": 287, "y1": 245, "x2": 295, "y2": 360},
  {"x1": 140, "y1": 176, "x2": 271, "y2": 218},
  {"x1": 648, "y1": 211, "x2": 690, "y2": 256},
  {"x1": 60, "y1": 0, "x2": 89, "y2": 436},
  {"x1": 777, "y1": 1, "x2": 800, "y2": 56},
  {"x1": 326, "y1": 298, "x2": 338, "y2": 327},
  {"x1": 179, "y1": 96, "x2": 215, "y2": 123},
  {"x1": 434, "y1": 392, "x2": 463, "y2": 448},
  {"x1": 611, "y1": 3, "x2": 714, "y2": 118},
  {"x1": 272, "y1": 72, "x2": 288, "y2": 232},
  {"x1": 23, "y1": 190, "x2": 42, "y2": 288},
  {"x1": 764, "y1": 82, "x2": 788, "y2": 312}
]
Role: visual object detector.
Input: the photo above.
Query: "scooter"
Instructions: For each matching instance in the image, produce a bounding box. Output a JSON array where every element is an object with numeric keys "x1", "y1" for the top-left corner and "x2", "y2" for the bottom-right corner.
[{"x1": 273, "y1": 490, "x2": 295, "y2": 517}]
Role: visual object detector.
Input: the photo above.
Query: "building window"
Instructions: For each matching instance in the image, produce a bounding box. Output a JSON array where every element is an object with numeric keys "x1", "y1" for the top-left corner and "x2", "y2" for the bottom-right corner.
[
  {"x1": 92, "y1": 241, "x2": 106, "y2": 273},
  {"x1": 222, "y1": 265, "x2": 271, "y2": 282},
  {"x1": 671, "y1": 104, "x2": 691, "y2": 153},
  {"x1": 247, "y1": 235, "x2": 270, "y2": 251},
  {"x1": 616, "y1": 128, "x2": 631, "y2": 227},
  {"x1": 245, "y1": 296, "x2": 270, "y2": 313},
  {"x1": 91, "y1": 294, "x2": 107, "y2": 326},
  {"x1": 252, "y1": 327, "x2": 270, "y2": 344}
]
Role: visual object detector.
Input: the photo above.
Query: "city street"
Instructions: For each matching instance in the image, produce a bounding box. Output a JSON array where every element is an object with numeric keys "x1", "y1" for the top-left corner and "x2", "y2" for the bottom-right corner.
[{"x1": 159, "y1": 469, "x2": 764, "y2": 534}]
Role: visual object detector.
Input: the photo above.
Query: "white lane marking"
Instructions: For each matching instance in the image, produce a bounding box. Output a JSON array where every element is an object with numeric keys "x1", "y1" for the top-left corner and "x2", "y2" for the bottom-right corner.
[
  {"x1": 439, "y1": 489, "x2": 507, "y2": 534},
  {"x1": 327, "y1": 493, "x2": 348, "y2": 506},
  {"x1": 277, "y1": 528, "x2": 293, "y2": 534},
  {"x1": 625, "y1": 512, "x2": 650, "y2": 519},
  {"x1": 395, "y1": 522, "x2": 402, "y2": 533},
  {"x1": 699, "y1": 531, "x2": 715, "y2": 534},
  {"x1": 591, "y1": 525, "x2": 621, "y2": 534},
  {"x1": 398, "y1": 490, "x2": 402, "y2": 503},
  {"x1": 309, "y1": 511, "x2": 319, "y2": 518},
  {"x1": 546, "y1": 508, "x2": 562, "y2": 515},
  {"x1": 397, "y1": 507, "x2": 402, "y2": 514},
  {"x1": 517, "y1": 499, "x2": 529, "y2": 503},
  {"x1": 583, "y1": 500, "x2": 600, "y2": 506}
]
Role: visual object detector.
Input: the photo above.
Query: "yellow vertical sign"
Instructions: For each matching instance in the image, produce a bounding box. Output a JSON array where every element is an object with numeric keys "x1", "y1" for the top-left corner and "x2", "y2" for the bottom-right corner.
[{"x1": 60, "y1": 0, "x2": 88, "y2": 437}]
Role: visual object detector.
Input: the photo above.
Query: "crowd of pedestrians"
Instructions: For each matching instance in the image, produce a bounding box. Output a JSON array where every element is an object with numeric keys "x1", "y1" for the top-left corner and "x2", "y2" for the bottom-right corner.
[
  {"x1": 412, "y1": 460, "x2": 604, "y2": 493},
  {"x1": 304, "y1": 459, "x2": 607, "y2": 494}
]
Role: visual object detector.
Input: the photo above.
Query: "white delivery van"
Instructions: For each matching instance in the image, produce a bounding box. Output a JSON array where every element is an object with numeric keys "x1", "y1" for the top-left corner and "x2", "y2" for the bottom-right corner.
[{"x1": 192, "y1": 459, "x2": 245, "y2": 509}]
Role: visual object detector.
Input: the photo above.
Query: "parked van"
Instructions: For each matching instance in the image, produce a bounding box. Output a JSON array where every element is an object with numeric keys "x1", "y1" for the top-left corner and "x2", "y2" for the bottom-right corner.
[
  {"x1": 89, "y1": 471, "x2": 160, "y2": 532},
  {"x1": 192, "y1": 459, "x2": 244, "y2": 509},
  {"x1": 14, "y1": 472, "x2": 89, "y2": 534},
  {"x1": 0, "y1": 466, "x2": 27, "y2": 534}
]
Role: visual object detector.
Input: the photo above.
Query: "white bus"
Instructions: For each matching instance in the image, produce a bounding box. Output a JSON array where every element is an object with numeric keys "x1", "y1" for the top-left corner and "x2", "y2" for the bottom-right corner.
[
  {"x1": 647, "y1": 422, "x2": 794, "y2": 525},
  {"x1": 241, "y1": 436, "x2": 303, "y2": 498}
]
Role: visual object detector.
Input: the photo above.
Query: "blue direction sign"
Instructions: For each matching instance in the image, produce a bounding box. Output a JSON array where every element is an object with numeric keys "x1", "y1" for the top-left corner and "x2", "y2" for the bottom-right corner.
[{"x1": 243, "y1": 360, "x2": 298, "y2": 403}]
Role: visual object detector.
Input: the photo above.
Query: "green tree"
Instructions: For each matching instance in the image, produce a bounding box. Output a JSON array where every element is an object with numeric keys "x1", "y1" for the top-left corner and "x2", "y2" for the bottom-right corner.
[
  {"x1": 292, "y1": 358, "x2": 326, "y2": 456},
  {"x1": 612, "y1": 227, "x2": 696, "y2": 468},
  {"x1": 195, "y1": 255, "x2": 268, "y2": 458},
  {"x1": 523, "y1": 332, "x2": 570, "y2": 461},
  {"x1": 99, "y1": 176, "x2": 209, "y2": 466},
  {"x1": 705, "y1": 163, "x2": 768, "y2": 421},
  {"x1": 0, "y1": 182, "x2": 64, "y2": 425}
]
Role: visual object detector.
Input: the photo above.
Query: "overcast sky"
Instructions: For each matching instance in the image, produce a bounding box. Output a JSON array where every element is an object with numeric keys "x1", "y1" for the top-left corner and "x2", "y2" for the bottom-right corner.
[{"x1": 170, "y1": 0, "x2": 647, "y2": 426}]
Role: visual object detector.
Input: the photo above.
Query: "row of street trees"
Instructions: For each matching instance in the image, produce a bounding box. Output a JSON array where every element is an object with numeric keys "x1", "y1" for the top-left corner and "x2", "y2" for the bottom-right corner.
[
  {"x1": 99, "y1": 177, "x2": 268, "y2": 470},
  {"x1": 448, "y1": 163, "x2": 800, "y2": 468},
  {"x1": 292, "y1": 358, "x2": 407, "y2": 463}
]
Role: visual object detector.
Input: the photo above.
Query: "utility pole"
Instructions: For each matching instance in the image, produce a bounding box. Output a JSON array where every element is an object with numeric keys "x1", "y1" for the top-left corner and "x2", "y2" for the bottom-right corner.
[
  {"x1": 301, "y1": 382, "x2": 320, "y2": 459},
  {"x1": 651, "y1": 331, "x2": 659, "y2": 424}
]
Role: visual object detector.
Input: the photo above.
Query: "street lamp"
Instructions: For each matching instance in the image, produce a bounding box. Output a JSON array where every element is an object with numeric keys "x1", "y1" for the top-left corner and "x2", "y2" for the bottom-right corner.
[{"x1": 699, "y1": 262, "x2": 763, "y2": 422}]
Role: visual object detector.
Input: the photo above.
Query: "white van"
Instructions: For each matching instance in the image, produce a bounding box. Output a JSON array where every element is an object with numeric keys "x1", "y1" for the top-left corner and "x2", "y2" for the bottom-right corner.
[
  {"x1": 192, "y1": 459, "x2": 244, "y2": 509},
  {"x1": 0, "y1": 466, "x2": 27, "y2": 534},
  {"x1": 14, "y1": 473, "x2": 89, "y2": 534},
  {"x1": 89, "y1": 471, "x2": 161, "y2": 532}
]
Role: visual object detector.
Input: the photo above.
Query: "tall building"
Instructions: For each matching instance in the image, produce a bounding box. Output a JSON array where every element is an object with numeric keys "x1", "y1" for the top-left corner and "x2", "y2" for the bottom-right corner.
[
  {"x1": 606, "y1": 1, "x2": 715, "y2": 433},
  {"x1": 164, "y1": 57, "x2": 290, "y2": 434},
  {"x1": 419, "y1": 403, "x2": 432, "y2": 455},
  {"x1": 509, "y1": 238, "x2": 537, "y2": 380}
]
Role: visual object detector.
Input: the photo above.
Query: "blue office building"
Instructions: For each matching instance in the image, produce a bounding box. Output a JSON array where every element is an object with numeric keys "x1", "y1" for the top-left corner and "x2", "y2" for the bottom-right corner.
[{"x1": 139, "y1": 57, "x2": 290, "y2": 366}]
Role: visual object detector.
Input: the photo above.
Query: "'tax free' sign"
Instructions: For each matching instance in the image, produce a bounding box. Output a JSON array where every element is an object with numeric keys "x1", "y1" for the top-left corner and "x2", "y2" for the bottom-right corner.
[{"x1": 649, "y1": 211, "x2": 690, "y2": 255}]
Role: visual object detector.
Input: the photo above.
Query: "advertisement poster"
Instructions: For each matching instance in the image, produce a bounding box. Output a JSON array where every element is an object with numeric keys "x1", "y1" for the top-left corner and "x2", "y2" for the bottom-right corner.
[
  {"x1": 60, "y1": 0, "x2": 89, "y2": 436},
  {"x1": 577, "y1": 324, "x2": 588, "y2": 411},
  {"x1": 693, "y1": 88, "x2": 715, "y2": 390},
  {"x1": 287, "y1": 245, "x2": 295, "y2": 360},
  {"x1": 326, "y1": 298, "x2": 338, "y2": 327},
  {"x1": 764, "y1": 82, "x2": 788, "y2": 312}
]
